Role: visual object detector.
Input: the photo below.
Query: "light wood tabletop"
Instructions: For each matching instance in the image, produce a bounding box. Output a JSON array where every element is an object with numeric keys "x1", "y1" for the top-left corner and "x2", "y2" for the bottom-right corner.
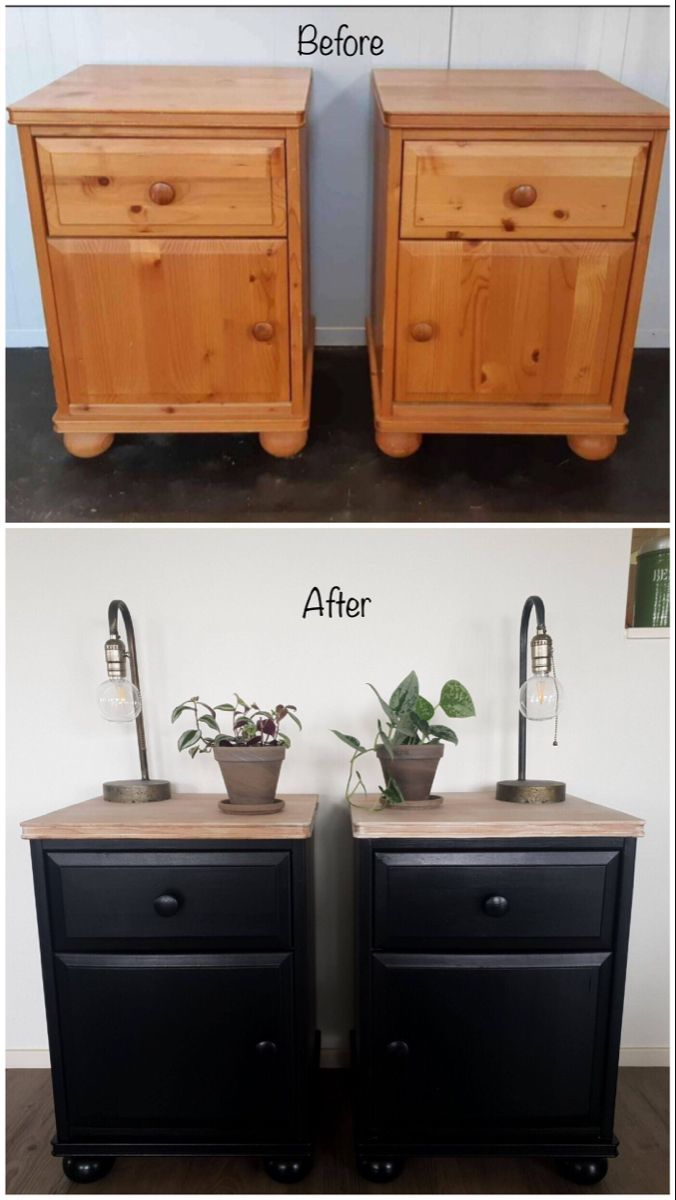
[
  {"x1": 350, "y1": 790, "x2": 644, "y2": 839},
  {"x1": 372, "y1": 69, "x2": 669, "y2": 128},
  {"x1": 8, "y1": 65, "x2": 313, "y2": 127},
  {"x1": 21, "y1": 793, "x2": 318, "y2": 840}
]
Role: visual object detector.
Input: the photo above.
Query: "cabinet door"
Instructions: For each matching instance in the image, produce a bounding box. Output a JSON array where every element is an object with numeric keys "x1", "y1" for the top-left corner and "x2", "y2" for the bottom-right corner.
[
  {"x1": 54, "y1": 952, "x2": 296, "y2": 1141},
  {"x1": 371, "y1": 952, "x2": 612, "y2": 1138},
  {"x1": 395, "y1": 241, "x2": 632, "y2": 406},
  {"x1": 48, "y1": 238, "x2": 290, "y2": 409}
]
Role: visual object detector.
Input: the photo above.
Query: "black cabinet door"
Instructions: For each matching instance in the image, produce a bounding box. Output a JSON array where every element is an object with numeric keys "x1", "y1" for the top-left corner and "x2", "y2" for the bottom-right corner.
[
  {"x1": 371, "y1": 952, "x2": 612, "y2": 1138},
  {"x1": 54, "y1": 952, "x2": 295, "y2": 1141}
]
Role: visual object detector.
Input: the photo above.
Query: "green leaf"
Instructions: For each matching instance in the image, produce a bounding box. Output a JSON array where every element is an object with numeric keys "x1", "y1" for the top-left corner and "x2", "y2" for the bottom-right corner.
[
  {"x1": 428, "y1": 723, "x2": 458, "y2": 744},
  {"x1": 188, "y1": 745, "x2": 199, "y2": 759},
  {"x1": 214, "y1": 703, "x2": 236, "y2": 712},
  {"x1": 439, "y1": 680, "x2": 476, "y2": 718},
  {"x1": 366, "y1": 683, "x2": 395, "y2": 722},
  {"x1": 376, "y1": 721, "x2": 393, "y2": 755},
  {"x1": 285, "y1": 710, "x2": 302, "y2": 730},
  {"x1": 178, "y1": 729, "x2": 200, "y2": 751},
  {"x1": 415, "y1": 695, "x2": 435, "y2": 721},
  {"x1": 198, "y1": 714, "x2": 220, "y2": 731},
  {"x1": 332, "y1": 730, "x2": 364, "y2": 751},
  {"x1": 277, "y1": 732, "x2": 291, "y2": 748},
  {"x1": 410, "y1": 711, "x2": 430, "y2": 740},
  {"x1": 234, "y1": 694, "x2": 251, "y2": 711},
  {"x1": 389, "y1": 671, "x2": 419, "y2": 715},
  {"x1": 196, "y1": 700, "x2": 216, "y2": 717},
  {"x1": 170, "y1": 703, "x2": 191, "y2": 723},
  {"x1": 379, "y1": 778, "x2": 405, "y2": 806}
]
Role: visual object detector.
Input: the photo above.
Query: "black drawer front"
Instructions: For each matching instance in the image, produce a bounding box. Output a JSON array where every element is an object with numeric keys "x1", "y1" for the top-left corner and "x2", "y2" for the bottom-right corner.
[
  {"x1": 374, "y1": 850, "x2": 619, "y2": 950},
  {"x1": 46, "y1": 850, "x2": 292, "y2": 950}
]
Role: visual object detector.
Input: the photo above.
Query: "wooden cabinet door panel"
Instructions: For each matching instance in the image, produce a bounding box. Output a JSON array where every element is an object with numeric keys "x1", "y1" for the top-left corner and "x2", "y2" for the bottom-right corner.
[
  {"x1": 48, "y1": 238, "x2": 290, "y2": 408},
  {"x1": 395, "y1": 240, "x2": 632, "y2": 406},
  {"x1": 401, "y1": 140, "x2": 647, "y2": 239},
  {"x1": 371, "y1": 952, "x2": 612, "y2": 1136},
  {"x1": 54, "y1": 952, "x2": 295, "y2": 1140}
]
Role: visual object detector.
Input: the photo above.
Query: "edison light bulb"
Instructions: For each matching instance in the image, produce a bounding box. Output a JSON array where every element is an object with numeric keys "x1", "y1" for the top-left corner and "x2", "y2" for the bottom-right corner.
[
  {"x1": 519, "y1": 675, "x2": 563, "y2": 721},
  {"x1": 97, "y1": 678, "x2": 142, "y2": 722}
]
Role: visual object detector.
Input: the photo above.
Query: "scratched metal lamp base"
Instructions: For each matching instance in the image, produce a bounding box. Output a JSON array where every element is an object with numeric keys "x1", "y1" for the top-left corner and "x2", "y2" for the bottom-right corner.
[
  {"x1": 103, "y1": 779, "x2": 171, "y2": 803},
  {"x1": 496, "y1": 779, "x2": 566, "y2": 804}
]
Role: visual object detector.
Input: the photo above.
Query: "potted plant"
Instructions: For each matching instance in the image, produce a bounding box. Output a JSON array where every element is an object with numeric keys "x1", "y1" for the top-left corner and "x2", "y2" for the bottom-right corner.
[
  {"x1": 332, "y1": 670, "x2": 475, "y2": 807},
  {"x1": 172, "y1": 695, "x2": 301, "y2": 812}
]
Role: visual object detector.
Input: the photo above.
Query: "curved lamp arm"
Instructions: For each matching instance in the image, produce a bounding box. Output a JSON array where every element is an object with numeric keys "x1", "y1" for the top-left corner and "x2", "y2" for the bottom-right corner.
[
  {"x1": 107, "y1": 599, "x2": 150, "y2": 782},
  {"x1": 518, "y1": 595, "x2": 546, "y2": 782}
]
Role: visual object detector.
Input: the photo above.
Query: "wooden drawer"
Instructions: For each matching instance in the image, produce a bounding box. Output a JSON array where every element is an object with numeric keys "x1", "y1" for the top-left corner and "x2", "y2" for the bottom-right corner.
[
  {"x1": 374, "y1": 850, "x2": 620, "y2": 950},
  {"x1": 395, "y1": 240, "x2": 633, "y2": 407},
  {"x1": 46, "y1": 850, "x2": 292, "y2": 950},
  {"x1": 401, "y1": 140, "x2": 647, "y2": 239},
  {"x1": 36, "y1": 137, "x2": 287, "y2": 236}
]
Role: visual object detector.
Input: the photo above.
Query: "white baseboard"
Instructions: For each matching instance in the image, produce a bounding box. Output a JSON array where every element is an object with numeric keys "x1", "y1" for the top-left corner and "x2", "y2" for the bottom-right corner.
[
  {"x1": 6, "y1": 327, "x2": 668, "y2": 350},
  {"x1": 8, "y1": 1046, "x2": 669, "y2": 1069}
]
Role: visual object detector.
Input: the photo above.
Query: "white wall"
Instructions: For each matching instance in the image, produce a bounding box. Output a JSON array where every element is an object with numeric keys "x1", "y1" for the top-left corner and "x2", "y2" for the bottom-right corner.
[
  {"x1": 5, "y1": 527, "x2": 670, "y2": 1062},
  {"x1": 5, "y1": 5, "x2": 670, "y2": 348}
]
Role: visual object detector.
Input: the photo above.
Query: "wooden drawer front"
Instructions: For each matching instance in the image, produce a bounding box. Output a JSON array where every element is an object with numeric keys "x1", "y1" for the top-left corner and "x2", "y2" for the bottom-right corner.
[
  {"x1": 374, "y1": 850, "x2": 619, "y2": 950},
  {"x1": 371, "y1": 952, "x2": 611, "y2": 1135},
  {"x1": 37, "y1": 137, "x2": 286, "y2": 236},
  {"x1": 401, "y1": 140, "x2": 647, "y2": 239},
  {"x1": 395, "y1": 240, "x2": 633, "y2": 406},
  {"x1": 48, "y1": 238, "x2": 290, "y2": 408},
  {"x1": 46, "y1": 850, "x2": 292, "y2": 950},
  {"x1": 55, "y1": 952, "x2": 296, "y2": 1139}
]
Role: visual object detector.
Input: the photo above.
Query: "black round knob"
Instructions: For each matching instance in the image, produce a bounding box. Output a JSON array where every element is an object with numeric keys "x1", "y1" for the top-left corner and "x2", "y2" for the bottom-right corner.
[
  {"x1": 153, "y1": 893, "x2": 180, "y2": 917},
  {"x1": 483, "y1": 894, "x2": 509, "y2": 917},
  {"x1": 255, "y1": 1040, "x2": 278, "y2": 1057},
  {"x1": 385, "y1": 1040, "x2": 409, "y2": 1058}
]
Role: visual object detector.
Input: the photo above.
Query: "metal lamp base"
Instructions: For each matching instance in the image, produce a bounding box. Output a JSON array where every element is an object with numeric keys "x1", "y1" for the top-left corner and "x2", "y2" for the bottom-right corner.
[
  {"x1": 496, "y1": 779, "x2": 566, "y2": 804},
  {"x1": 103, "y1": 779, "x2": 171, "y2": 804}
]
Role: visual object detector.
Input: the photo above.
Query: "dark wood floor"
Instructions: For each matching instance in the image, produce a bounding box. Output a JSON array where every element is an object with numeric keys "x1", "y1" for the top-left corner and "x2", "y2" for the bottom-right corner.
[
  {"x1": 5, "y1": 347, "x2": 669, "y2": 523},
  {"x1": 5, "y1": 1068, "x2": 669, "y2": 1194}
]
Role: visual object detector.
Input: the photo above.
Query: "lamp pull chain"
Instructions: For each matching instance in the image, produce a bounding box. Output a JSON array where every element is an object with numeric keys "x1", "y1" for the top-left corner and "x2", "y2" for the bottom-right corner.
[{"x1": 552, "y1": 650, "x2": 560, "y2": 747}]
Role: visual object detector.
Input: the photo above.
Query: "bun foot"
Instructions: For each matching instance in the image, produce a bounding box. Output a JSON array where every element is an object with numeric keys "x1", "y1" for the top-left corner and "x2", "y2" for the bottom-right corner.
[
  {"x1": 259, "y1": 430, "x2": 307, "y2": 458},
  {"x1": 63, "y1": 432, "x2": 114, "y2": 459},
  {"x1": 62, "y1": 1157, "x2": 116, "y2": 1184},
  {"x1": 357, "y1": 1156, "x2": 406, "y2": 1183},
  {"x1": 376, "y1": 430, "x2": 422, "y2": 458},
  {"x1": 262, "y1": 1155, "x2": 313, "y2": 1183},
  {"x1": 567, "y1": 434, "x2": 618, "y2": 461},
  {"x1": 556, "y1": 1157, "x2": 609, "y2": 1185}
]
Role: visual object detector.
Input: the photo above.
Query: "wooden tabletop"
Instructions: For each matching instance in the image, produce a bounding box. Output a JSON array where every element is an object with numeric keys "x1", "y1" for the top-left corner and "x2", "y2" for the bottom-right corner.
[
  {"x1": 8, "y1": 65, "x2": 312, "y2": 127},
  {"x1": 21, "y1": 794, "x2": 318, "y2": 840},
  {"x1": 350, "y1": 791, "x2": 644, "y2": 839},
  {"x1": 372, "y1": 69, "x2": 669, "y2": 130}
]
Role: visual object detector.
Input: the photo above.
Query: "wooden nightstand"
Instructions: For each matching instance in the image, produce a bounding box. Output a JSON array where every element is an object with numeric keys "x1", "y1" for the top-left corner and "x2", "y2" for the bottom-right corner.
[
  {"x1": 352, "y1": 792, "x2": 643, "y2": 1185},
  {"x1": 9, "y1": 66, "x2": 313, "y2": 459},
  {"x1": 368, "y1": 70, "x2": 668, "y2": 460},
  {"x1": 21, "y1": 794, "x2": 318, "y2": 1184}
]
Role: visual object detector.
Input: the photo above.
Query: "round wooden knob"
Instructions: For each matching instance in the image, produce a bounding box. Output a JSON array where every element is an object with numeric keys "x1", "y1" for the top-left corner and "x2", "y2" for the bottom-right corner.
[
  {"x1": 510, "y1": 184, "x2": 537, "y2": 208},
  {"x1": 386, "y1": 1040, "x2": 409, "y2": 1058},
  {"x1": 153, "y1": 893, "x2": 180, "y2": 917},
  {"x1": 148, "y1": 181, "x2": 175, "y2": 206},
  {"x1": 411, "y1": 322, "x2": 433, "y2": 342},
  {"x1": 483, "y1": 895, "x2": 510, "y2": 918},
  {"x1": 253, "y1": 322, "x2": 274, "y2": 342}
]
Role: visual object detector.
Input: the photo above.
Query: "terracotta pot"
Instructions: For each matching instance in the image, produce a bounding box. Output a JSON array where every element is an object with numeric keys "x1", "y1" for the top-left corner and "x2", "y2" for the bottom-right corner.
[
  {"x1": 376, "y1": 743, "x2": 444, "y2": 804},
  {"x1": 212, "y1": 744, "x2": 285, "y2": 805}
]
